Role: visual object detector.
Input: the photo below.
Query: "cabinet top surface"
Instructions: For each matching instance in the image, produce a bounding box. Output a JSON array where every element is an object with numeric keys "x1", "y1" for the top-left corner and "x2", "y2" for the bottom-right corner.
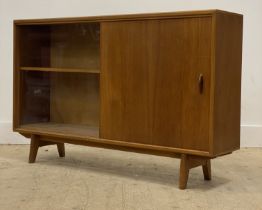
[{"x1": 14, "y1": 9, "x2": 242, "y2": 25}]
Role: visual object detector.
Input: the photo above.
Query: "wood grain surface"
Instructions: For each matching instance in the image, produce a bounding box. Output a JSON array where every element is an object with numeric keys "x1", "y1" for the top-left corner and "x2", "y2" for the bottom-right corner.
[
  {"x1": 13, "y1": 10, "x2": 243, "y2": 159},
  {"x1": 211, "y1": 12, "x2": 243, "y2": 156},
  {"x1": 100, "y1": 17, "x2": 212, "y2": 152}
]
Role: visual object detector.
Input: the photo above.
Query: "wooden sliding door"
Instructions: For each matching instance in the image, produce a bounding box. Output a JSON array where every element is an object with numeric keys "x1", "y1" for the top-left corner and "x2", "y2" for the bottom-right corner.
[
  {"x1": 100, "y1": 20, "x2": 154, "y2": 144},
  {"x1": 100, "y1": 17, "x2": 212, "y2": 152}
]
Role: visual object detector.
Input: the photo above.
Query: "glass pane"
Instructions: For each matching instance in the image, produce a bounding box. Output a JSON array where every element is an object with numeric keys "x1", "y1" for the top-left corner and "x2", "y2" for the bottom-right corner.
[
  {"x1": 19, "y1": 23, "x2": 100, "y2": 71},
  {"x1": 21, "y1": 71, "x2": 100, "y2": 127},
  {"x1": 18, "y1": 22, "x2": 100, "y2": 137}
]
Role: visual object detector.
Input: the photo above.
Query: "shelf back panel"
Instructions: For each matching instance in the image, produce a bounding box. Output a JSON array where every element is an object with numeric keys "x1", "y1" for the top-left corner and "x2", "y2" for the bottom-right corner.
[
  {"x1": 50, "y1": 23, "x2": 100, "y2": 70},
  {"x1": 50, "y1": 72, "x2": 100, "y2": 126},
  {"x1": 20, "y1": 71, "x2": 100, "y2": 127},
  {"x1": 21, "y1": 71, "x2": 50, "y2": 124},
  {"x1": 18, "y1": 23, "x2": 100, "y2": 70}
]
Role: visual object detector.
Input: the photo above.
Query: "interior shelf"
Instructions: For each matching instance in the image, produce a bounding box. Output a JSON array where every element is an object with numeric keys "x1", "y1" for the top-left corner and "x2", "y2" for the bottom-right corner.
[
  {"x1": 20, "y1": 67, "x2": 100, "y2": 74},
  {"x1": 19, "y1": 123, "x2": 99, "y2": 138}
]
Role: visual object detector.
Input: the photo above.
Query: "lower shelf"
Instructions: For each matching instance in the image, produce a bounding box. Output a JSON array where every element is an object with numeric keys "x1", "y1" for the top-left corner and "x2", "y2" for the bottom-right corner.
[
  {"x1": 19, "y1": 123, "x2": 99, "y2": 138},
  {"x1": 16, "y1": 122, "x2": 211, "y2": 157}
]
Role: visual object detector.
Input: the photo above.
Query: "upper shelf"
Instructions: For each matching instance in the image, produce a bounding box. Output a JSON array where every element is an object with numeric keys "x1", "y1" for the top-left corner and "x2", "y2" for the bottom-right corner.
[{"x1": 20, "y1": 67, "x2": 100, "y2": 74}]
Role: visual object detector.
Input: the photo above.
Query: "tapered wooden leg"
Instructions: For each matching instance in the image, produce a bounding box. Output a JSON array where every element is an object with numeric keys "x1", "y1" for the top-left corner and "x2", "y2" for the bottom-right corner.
[
  {"x1": 57, "y1": 143, "x2": 65, "y2": 157},
  {"x1": 29, "y1": 135, "x2": 40, "y2": 163},
  {"x1": 29, "y1": 135, "x2": 65, "y2": 163},
  {"x1": 179, "y1": 154, "x2": 211, "y2": 189},
  {"x1": 202, "y1": 159, "x2": 211, "y2": 180},
  {"x1": 179, "y1": 154, "x2": 189, "y2": 189}
]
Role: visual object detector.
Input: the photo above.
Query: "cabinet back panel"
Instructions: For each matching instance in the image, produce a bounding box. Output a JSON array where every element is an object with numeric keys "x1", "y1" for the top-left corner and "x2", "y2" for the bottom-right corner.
[
  {"x1": 101, "y1": 17, "x2": 212, "y2": 151},
  {"x1": 50, "y1": 73, "x2": 100, "y2": 126},
  {"x1": 50, "y1": 23, "x2": 100, "y2": 70},
  {"x1": 20, "y1": 72, "x2": 100, "y2": 127},
  {"x1": 18, "y1": 23, "x2": 100, "y2": 70},
  {"x1": 19, "y1": 25, "x2": 50, "y2": 67},
  {"x1": 21, "y1": 71, "x2": 50, "y2": 124}
]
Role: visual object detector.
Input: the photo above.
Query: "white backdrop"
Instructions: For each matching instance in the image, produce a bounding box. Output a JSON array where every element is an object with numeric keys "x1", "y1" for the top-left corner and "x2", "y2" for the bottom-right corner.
[{"x1": 0, "y1": 0, "x2": 261, "y2": 146}]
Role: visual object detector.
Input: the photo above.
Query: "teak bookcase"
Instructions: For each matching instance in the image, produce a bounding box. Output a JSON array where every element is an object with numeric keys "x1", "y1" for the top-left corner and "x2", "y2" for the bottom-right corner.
[{"x1": 13, "y1": 10, "x2": 243, "y2": 189}]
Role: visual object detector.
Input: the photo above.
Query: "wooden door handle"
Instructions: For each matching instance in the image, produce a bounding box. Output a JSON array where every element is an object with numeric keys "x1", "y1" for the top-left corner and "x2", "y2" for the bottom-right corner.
[{"x1": 198, "y1": 74, "x2": 204, "y2": 94}]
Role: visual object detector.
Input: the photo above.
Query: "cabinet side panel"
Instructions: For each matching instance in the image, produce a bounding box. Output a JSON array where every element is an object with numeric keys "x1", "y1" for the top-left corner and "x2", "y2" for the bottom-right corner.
[
  {"x1": 13, "y1": 25, "x2": 21, "y2": 129},
  {"x1": 213, "y1": 13, "x2": 243, "y2": 155}
]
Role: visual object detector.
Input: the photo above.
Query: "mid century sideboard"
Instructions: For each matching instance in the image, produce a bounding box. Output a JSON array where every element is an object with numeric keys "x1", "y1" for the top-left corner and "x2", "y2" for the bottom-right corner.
[{"x1": 13, "y1": 10, "x2": 243, "y2": 189}]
